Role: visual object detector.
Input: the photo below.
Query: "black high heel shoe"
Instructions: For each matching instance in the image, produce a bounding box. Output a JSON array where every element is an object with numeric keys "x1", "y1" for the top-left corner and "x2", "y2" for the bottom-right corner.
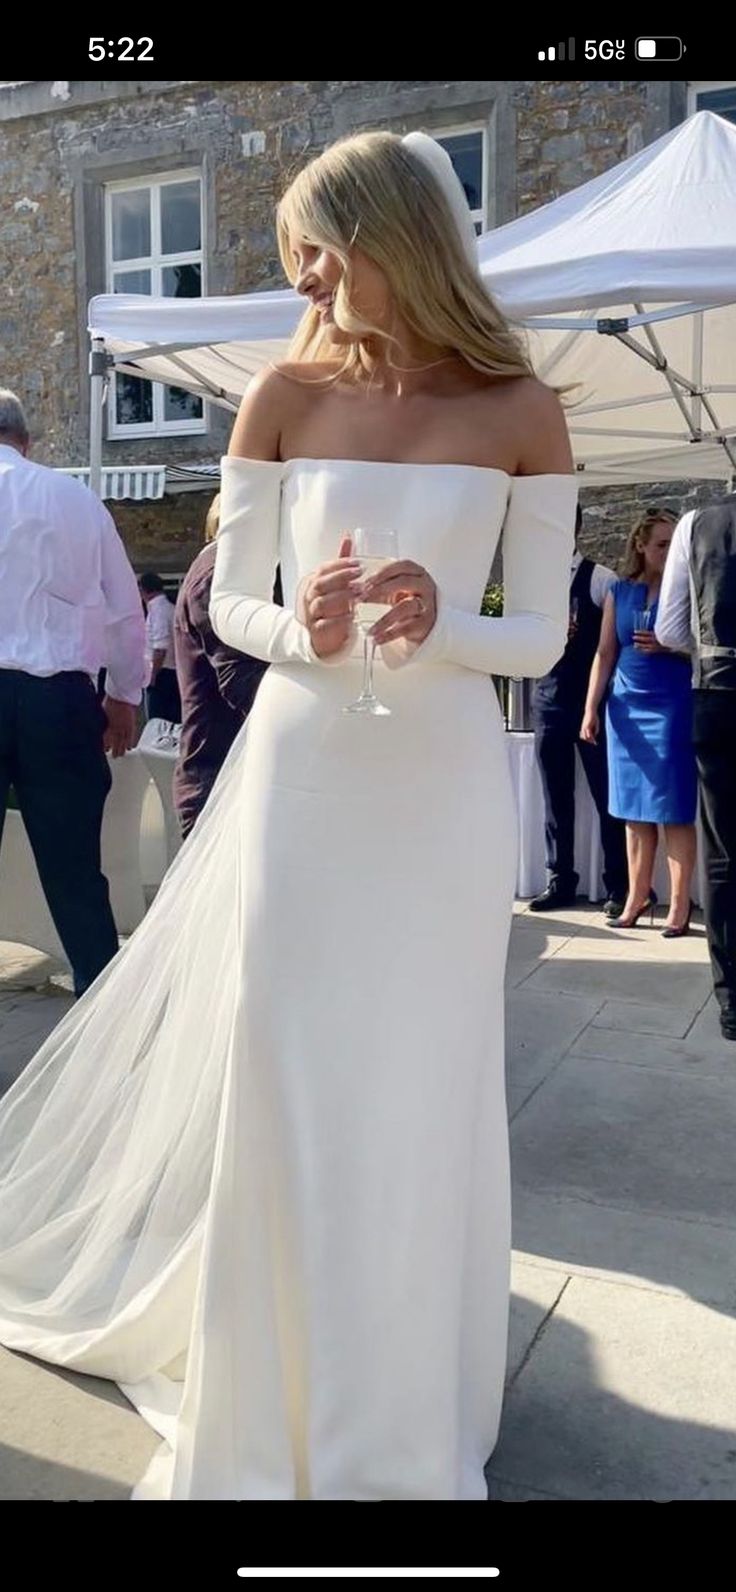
[
  {"x1": 662, "y1": 905, "x2": 692, "y2": 940},
  {"x1": 610, "y1": 890, "x2": 657, "y2": 929}
]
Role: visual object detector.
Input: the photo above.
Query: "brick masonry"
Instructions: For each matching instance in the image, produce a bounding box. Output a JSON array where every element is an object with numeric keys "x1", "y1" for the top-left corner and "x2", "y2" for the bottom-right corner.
[{"x1": 0, "y1": 77, "x2": 723, "y2": 575}]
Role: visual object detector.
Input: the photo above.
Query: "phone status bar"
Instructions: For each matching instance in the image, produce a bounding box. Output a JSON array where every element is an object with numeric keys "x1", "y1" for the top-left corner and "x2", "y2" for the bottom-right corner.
[{"x1": 536, "y1": 36, "x2": 686, "y2": 65}]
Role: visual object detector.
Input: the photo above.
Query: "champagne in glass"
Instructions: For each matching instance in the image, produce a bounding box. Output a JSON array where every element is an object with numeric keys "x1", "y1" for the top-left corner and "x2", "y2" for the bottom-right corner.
[
  {"x1": 343, "y1": 528, "x2": 398, "y2": 717},
  {"x1": 354, "y1": 557, "x2": 393, "y2": 628}
]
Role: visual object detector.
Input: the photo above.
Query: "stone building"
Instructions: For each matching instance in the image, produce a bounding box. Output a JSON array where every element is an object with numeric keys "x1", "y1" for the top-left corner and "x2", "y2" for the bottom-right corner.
[{"x1": 1, "y1": 77, "x2": 734, "y2": 574}]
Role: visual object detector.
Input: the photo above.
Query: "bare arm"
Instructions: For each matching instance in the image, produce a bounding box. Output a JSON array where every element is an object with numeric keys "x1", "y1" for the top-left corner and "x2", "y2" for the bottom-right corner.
[
  {"x1": 515, "y1": 379, "x2": 575, "y2": 477},
  {"x1": 581, "y1": 592, "x2": 618, "y2": 742},
  {"x1": 227, "y1": 367, "x2": 283, "y2": 462}
]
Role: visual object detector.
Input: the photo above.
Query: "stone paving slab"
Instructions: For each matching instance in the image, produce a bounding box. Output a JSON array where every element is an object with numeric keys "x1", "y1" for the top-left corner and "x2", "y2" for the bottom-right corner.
[
  {"x1": 513, "y1": 1191, "x2": 736, "y2": 1312},
  {"x1": 0, "y1": 1347, "x2": 157, "y2": 1501},
  {"x1": 508, "y1": 1259, "x2": 569, "y2": 1382},
  {"x1": 510, "y1": 1054, "x2": 736, "y2": 1224},
  {"x1": 569, "y1": 1021, "x2": 736, "y2": 1076},
  {"x1": 591, "y1": 999, "x2": 704, "y2": 1039},
  {"x1": 525, "y1": 952, "x2": 713, "y2": 1009},
  {"x1": 505, "y1": 989, "x2": 602, "y2": 1095},
  {"x1": 489, "y1": 1276, "x2": 736, "y2": 1501},
  {"x1": 0, "y1": 992, "x2": 74, "y2": 1096}
]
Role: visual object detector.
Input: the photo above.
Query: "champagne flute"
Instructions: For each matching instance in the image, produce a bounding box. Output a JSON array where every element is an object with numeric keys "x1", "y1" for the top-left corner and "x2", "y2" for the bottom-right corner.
[{"x1": 343, "y1": 527, "x2": 398, "y2": 717}]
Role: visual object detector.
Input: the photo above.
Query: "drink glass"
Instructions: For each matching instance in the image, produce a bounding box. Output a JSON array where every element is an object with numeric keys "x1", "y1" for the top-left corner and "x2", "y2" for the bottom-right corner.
[{"x1": 343, "y1": 528, "x2": 398, "y2": 717}]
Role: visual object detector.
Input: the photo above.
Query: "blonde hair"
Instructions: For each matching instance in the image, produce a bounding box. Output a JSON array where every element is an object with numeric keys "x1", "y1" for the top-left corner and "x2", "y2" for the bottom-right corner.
[
  {"x1": 621, "y1": 507, "x2": 678, "y2": 580},
  {"x1": 203, "y1": 492, "x2": 220, "y2": 544},
  {"x1": 276, "y1": 131, "x2": 534, "y2": 384}
]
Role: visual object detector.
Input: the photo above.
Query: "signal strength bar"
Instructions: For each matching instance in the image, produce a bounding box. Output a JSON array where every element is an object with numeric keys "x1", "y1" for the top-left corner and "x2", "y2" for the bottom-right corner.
[{"x1": 537, "y1": 38, "x2": 576, "y2": 61}]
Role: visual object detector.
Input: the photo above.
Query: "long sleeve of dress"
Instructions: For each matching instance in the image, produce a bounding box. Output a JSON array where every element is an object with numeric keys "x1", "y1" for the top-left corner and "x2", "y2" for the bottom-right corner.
[
  {"x1": 384, "y1": 474, "x2": 578, "y2": 678},
  {"x1": 210, "y1": 457, "x2": 321, "y2": 665}
]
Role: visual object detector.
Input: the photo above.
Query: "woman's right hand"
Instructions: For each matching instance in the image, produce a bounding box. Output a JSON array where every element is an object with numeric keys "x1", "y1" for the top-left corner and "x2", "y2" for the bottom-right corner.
[
  {"x1": 299, "y1": 536, "x2": 363, "y2": 659},
  {"x1": 580, "y1": 708, "x2": 599, "y2": 744}
]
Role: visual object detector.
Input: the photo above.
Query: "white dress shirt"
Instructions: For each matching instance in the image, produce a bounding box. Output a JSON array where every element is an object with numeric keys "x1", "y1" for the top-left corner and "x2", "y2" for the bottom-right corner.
[
  {"x1": 144, "y1": 592, "x2": 176, "y2": 670},
  {"x1": 571, "y1": 550, "x2": 617, "y2": 609},
  {"x1": 655, "y1": 510, "x2": 696, "y2": 652},
  {"x1": 0, "y1": 444, "x2": 147, "y2": 705}
]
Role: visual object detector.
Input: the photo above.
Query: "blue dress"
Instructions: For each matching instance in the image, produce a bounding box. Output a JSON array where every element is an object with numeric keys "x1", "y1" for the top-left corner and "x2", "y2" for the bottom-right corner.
[{"x1": 606, "y1": 580, "x2": 697, "y2": 824}]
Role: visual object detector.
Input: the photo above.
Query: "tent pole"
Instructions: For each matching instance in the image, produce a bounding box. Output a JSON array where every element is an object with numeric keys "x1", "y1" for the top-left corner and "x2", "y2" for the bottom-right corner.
[{"x1": 89, "y1": 337, "x2": 108, "y2": 499}]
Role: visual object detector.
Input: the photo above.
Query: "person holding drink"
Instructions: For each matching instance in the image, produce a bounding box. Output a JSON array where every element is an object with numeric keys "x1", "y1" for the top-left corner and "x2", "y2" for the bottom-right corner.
[
  {"x1": 581, "y1": 508, "x2": 697, "y2": 935},
  {"x1": 0, "y1": 130, "x2": 575, "y2": 1500}
]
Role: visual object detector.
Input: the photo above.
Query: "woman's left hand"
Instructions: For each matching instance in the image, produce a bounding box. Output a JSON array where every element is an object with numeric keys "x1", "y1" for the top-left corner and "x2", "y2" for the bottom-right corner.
[
  {"x1": 360, "y1": 559, "x2": 438, "y2": 647},
  {"x1": 633, "y1": 630, "x2": 667, "y2": 654}
]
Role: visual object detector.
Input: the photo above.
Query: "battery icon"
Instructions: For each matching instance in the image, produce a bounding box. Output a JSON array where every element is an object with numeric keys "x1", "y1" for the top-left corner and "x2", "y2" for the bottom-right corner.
[{"x1": 635, "y1": 36, "x2": 684, "y2": 60}]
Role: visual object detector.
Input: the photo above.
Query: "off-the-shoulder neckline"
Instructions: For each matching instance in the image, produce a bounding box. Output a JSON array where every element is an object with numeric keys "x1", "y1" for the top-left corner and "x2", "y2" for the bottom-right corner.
[
  {"x1": 225, "y1": 456, "x2": 576, "y2": 483},
  {"x1": 283, "y1": 457, "x2": 511, "y2": 478}
]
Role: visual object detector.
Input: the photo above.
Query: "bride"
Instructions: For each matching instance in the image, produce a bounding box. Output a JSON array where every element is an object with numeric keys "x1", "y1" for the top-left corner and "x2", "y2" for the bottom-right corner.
[{"x1": 0, "y1": 131, "x2": 576, "y2": 1501}]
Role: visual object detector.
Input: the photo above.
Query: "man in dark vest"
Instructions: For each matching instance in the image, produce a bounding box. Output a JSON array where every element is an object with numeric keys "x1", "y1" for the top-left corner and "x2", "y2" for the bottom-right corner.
[
  {"x1": 656, "y1": 496, "x2": 736, "y2": 1041},
  {"x1": 530, "y1": 504, "x2": 628, "y2": 915}
]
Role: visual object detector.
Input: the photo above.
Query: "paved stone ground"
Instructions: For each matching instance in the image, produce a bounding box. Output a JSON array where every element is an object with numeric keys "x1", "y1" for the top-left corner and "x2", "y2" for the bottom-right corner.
[{"x1": 0, "y1": 905, "x2": 735, "y2": 1501}]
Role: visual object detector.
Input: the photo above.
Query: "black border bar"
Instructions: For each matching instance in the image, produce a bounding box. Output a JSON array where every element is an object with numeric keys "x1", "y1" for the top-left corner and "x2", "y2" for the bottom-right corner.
[{"x1": 0, "y1": 31, "x2": 719, "y2": 82}]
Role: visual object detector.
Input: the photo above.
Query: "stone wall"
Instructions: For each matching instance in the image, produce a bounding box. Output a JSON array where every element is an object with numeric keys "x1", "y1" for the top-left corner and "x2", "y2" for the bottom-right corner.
[
  {"x1": 579, "y1": 481, "x2": 728, "y2": 572},
  {"x1": 110, "y1": 491, "x2": 213, "y2": 574}
]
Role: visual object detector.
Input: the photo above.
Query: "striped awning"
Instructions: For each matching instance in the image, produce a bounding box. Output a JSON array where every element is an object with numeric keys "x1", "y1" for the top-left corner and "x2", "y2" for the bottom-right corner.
[{"x1": 57, "y1": 466, "x2": 166, "y2": 501}]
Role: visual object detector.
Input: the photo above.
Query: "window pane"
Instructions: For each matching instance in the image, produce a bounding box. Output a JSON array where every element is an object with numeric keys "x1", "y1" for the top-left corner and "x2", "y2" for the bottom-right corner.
[
  {"x1": 111, "y1": 188, "x2": 151, "y2": 261},
  {"x1": 113, "y1": 268, "x2": 152, "y2": 294},
  {"x1": 437, "y1": 132, "x2": 484, "y2": 213},
  {"x1": 115, "y1": 373, "x2": 153, "y2": 427},
  {"x1": 161, "y1": 180, "x2": 201, "y2": 254},
  {"x1": 162, "y1": 262, "x2": 202, "y2": 298},
  {"x1": 697, "y1": 87, "x2": 736, "y2": 124},
  {"x1": 163, "y1": 386, "x2": 204, "y2": 423}
]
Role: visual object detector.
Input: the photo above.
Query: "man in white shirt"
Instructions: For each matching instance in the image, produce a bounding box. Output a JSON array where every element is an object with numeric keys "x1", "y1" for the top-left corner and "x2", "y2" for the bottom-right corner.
[
  {"x1": 0, "y1": 389, "x2": 147, "y2": 996},
  {"x1": 656, "y1": 496, "x2": 736, "y2": 1041},
  {"x1": 139, "y1": 572, "x2": 182, "y2": 724},
  {"x1": 530, "y1": 504, "x2": 628, "y2": 915}
]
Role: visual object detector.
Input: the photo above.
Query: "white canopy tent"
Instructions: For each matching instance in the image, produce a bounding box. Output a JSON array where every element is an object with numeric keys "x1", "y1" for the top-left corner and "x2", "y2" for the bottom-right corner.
[{"x1": 87, "y1": 110, "x2": 736, "y2": 492}]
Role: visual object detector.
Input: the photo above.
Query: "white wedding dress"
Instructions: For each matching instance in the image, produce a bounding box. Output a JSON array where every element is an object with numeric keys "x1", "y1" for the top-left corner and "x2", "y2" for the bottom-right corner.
[{"x1": 0, "y1": 458, "x2": 575, "y2": 1500}]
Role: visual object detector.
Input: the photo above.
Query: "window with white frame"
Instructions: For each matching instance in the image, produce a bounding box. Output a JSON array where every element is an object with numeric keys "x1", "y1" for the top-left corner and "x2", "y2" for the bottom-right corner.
[
  {"x1": 106, "y1": 171, "x2": 205, "y2": 436},
  {"x1": 436, "y1": 128, "x2": 487, "y2": 234},
  {"x1": 688, "y1": 82, "x2": 736, "y2": 123}
]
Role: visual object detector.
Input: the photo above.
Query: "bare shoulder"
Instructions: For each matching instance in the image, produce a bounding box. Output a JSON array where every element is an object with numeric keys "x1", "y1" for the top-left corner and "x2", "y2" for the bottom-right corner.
[
  {"x1": 228, "y1": 362, "x2": 339, "y2": 461},
  {"x1": 502, "y1": 377, "x2": 574, "y2": 475},
  {"x1": 270, "y1": 359, "x2": 343, "y2": 385}
]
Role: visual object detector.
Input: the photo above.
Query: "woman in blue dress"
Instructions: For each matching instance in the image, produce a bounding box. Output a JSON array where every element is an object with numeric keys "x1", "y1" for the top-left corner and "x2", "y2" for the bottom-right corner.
[{"x1": 581, "y1": 509, "x2": 697, "y2": 936}]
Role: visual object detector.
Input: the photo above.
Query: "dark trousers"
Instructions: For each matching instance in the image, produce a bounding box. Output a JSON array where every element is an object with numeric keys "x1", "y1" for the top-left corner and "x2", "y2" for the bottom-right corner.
[
  {"x1": 146, "y1": 668, "x2": 181, "y2": 725},
  {"x1": 534, "y1": 711, "x2": 628, "y2": 900},
  {"x1": 692, "y1": 691, "x2": 736, "y2": 1021},
  {"x1": 0, "y1": 669, "x2": 120, "y2": 997}
]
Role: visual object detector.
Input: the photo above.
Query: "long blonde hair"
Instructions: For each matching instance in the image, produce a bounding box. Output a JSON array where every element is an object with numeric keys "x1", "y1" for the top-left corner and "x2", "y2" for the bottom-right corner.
[
  {"x1": 276, "y1": 131, "x2": 533, "y2": 383},
  {"x1": 621, "y1": 507, "x2": 678, "y2": 580}
]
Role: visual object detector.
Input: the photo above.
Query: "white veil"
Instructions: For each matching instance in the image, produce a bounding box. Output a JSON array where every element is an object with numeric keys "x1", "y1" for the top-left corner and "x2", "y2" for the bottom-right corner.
[
  {"x1": 0, "y1": 722, "x2": 253, "y2": 1387},
  {"x1": 401, "y1": 132, "x2": 480, "y2": 272}
]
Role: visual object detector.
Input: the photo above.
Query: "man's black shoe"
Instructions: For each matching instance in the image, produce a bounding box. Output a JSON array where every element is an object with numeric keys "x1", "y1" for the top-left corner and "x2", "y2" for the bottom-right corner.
[
  {"x1": 528, "y1": 884, "x2": 577, "y2": 913},
  {"x1": 603, "y1": 897, "x2": 626, "y2": 920},
  {"x1": 720, "y1": 1016, "x2": 736, "y2": 1043}
]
